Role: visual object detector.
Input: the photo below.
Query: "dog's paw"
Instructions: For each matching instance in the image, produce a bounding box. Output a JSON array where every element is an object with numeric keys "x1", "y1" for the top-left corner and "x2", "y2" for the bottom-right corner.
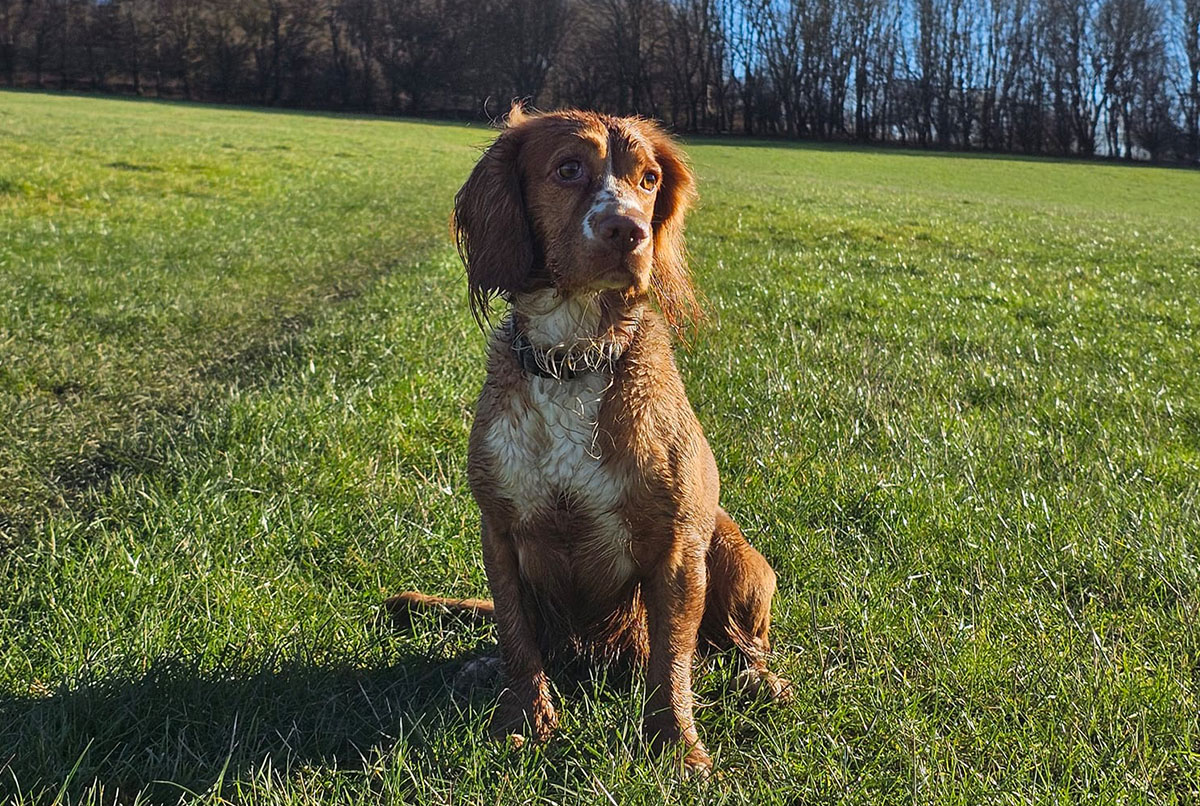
[
  {"x1": 643, "y1": 713, "x2": 712, "y2": 776},
  {"x1": 681, "y1": 744, "x2": 713, "y2": 777},
  {"x1": 734, "y1": 667, "x2": 794, "y2": 702},
  {"x1": 453, "y1": 655, "x2": 503, "y2": 695},
  {"x1": 491, "y1": 689, "x2": 557, "y2": 743}
]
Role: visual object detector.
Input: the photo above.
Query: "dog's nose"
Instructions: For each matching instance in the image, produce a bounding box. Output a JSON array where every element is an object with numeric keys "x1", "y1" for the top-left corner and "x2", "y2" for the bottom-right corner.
[{"x1": 597, "y1": 215, "x2": 649, "y2": 252}]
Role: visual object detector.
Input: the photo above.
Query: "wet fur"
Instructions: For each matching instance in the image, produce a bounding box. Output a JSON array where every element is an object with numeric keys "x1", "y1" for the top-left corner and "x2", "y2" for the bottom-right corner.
[{"x1": 387, "y1": 107, "x2": 788, "y2": 773}]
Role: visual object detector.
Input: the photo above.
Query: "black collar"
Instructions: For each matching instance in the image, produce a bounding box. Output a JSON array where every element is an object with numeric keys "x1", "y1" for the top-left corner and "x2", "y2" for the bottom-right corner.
[{"x1": 506, "y1": 317, "x2": 631, "y2": 381}]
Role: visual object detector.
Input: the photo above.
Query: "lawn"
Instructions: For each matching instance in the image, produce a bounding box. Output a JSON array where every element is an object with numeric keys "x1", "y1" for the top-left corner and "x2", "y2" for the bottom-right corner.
[{"x1": 1, "y1": 90, "x2": 1198, "y2": 804}]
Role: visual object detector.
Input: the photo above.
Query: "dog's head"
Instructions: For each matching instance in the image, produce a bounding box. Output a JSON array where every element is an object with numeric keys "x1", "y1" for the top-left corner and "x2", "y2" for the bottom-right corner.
[{"x1": 453, "y1": 106, "x2": 699, "y2": 332}]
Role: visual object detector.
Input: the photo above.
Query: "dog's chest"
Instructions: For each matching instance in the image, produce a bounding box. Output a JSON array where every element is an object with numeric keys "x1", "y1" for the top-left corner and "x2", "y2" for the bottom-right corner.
[{"x1": 483, "y1": 373, "x2": 635, "y2": 582}]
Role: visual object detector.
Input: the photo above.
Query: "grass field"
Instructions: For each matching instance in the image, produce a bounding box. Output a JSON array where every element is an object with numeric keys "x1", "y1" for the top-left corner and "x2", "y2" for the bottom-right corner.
[{"x1": 1, "y1": 90, "x2": 1198, "y2": 804}]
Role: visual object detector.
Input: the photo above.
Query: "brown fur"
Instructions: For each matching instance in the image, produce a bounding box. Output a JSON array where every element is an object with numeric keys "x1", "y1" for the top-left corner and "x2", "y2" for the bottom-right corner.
[{"x1": 390, "y1": 107, "x2": 788, "y2": 774}]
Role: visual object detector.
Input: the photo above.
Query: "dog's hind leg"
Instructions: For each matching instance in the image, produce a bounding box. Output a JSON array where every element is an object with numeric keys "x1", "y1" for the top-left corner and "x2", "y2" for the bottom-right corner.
[{"x1": 699, "y1": 508, "x2": 792, "y2": 701}]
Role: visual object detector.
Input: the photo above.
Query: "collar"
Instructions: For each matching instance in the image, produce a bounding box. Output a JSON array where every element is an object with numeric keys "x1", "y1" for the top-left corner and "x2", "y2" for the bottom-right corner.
[{"x1": 506, "y1": 316, "x2": 634, "y2": 381}]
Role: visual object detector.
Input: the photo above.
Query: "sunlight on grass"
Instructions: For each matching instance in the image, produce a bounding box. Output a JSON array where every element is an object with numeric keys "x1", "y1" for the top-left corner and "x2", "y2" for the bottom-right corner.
[{"x1": 1, "y1": 91, "x2": 1197, "y2": 804}]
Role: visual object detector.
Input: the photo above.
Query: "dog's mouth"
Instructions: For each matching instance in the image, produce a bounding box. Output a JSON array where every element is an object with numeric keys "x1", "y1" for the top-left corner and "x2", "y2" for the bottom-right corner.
[
  {"x1": 586, "y1": 258, "x2": 650, "y2": 294},
  {"x1": 592, "y1": 269, "x2": 636, "y2": 290},
  {"x1": 549, "y1": 247, "x2": 652, "y2": 297}
]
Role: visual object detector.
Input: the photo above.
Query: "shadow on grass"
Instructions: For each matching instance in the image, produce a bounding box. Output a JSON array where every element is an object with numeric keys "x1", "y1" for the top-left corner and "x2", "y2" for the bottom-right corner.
[{"x1": 0, "y1": 643, "x2": 488, "y2": 803}]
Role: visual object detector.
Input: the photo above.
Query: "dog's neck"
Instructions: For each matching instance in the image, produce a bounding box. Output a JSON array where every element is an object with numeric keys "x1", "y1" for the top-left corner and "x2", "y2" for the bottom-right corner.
[{"x1": 511, "y1": 288, "x2": 641, "y2": 355}]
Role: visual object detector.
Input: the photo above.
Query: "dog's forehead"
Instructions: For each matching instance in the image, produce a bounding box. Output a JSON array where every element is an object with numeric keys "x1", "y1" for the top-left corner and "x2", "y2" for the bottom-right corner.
[
  {"x1": 523, "y1": 113, "x2": 655, "y2": 166},
  {"x1": 607, "y1": 123, "x2": 656, "y2": 168}
]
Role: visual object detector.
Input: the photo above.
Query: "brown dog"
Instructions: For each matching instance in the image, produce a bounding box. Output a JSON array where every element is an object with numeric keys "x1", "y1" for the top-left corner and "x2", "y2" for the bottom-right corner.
[{"x1": 388, "y1": 107, "x2": 788, "y2": 773}]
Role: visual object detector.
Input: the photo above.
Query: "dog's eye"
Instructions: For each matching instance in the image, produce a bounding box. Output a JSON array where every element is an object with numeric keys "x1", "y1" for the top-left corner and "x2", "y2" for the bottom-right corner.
[
  {"x1": 640, "y1": 172, "x2": 659, "y2": 191},
  {"x1": 557, "y1": 160, "x2": 583, "y2": 181}
]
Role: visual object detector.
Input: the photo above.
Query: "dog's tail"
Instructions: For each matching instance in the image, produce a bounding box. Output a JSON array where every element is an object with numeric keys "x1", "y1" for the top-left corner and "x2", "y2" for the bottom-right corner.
[{"x1": 383, "y1": 591, "x2": 495, "y2": 629}]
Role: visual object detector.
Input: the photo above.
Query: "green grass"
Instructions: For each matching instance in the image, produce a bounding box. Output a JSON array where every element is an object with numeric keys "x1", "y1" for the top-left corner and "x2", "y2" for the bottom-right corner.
[{"x1": 1, "y1": 90, "x2": 1198, "y2": 804}]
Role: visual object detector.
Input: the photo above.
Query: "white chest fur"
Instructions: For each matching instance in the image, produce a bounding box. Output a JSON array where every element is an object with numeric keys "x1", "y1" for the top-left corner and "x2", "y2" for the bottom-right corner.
[
  {"x1": 483, "y1": 371, "x2": 636, "y2": 584},
  {"x1": 481, "y1": 289, "x2": 640, "y2": 586}
]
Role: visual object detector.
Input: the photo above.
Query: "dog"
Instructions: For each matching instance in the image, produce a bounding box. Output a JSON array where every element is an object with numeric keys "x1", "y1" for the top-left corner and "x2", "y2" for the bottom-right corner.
[{"x1": 387, "y1": 107, "x2": 788, "y2": 773}]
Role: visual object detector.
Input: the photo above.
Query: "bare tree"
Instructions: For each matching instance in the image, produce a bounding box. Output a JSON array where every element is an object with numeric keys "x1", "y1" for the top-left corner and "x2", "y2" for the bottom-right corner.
[
  {"x1": 662, "y1": 0, "x2": 725, "y2": 130},
  {"x1": 753, "y1": 0, "x2": 802, "y2": 135},
  {"x1": 118, "y1": 0, "x2": 149, "y2": 94},
  {"x1": 195, "y1": 0, "x2": 245, "y2": 101},
  {"x1": 1098, "y1": 0, "x2": 1165, "y2": 158},
  {"x1": 847, "y1": 0, "x2": 894, "y2": 141},
  {"x1": 910, "y1": 0, "x2": 946, "y2": 146},
  {"x1": 1041, "y1": 0, "x2": 1101, "y2": 155},
  {"x1": 979, "y1": 0, "x2": 1034, "y2": 151},
  {"x1": 2, "y1": 0, "x2": 1195, "y2": 164},
  {"x1": 797, "y1": 1, "x2": 848, "y2": 137},
  {"x1": 492, "y1": 0, "x2": 569, "y2": 103},
  {"x1": 592, "y1": 0, "x2": 663, "y2": 115},
  {"x1": 374, "y1": 0, "x2": 471, "y2": 115},
  {"x1": 1178, "y1": 0, "x2": 1200, "y2": 160},
  {"x1": 158, "y1": 0, "x2": 200, "y2": 97},
  {"x1": 0, "y1": 0, "x2": 16, "y2": 85}
]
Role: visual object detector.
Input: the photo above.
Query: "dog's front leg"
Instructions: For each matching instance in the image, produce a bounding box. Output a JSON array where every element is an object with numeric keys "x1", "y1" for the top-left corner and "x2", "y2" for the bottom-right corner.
[
  {"x1": 481, "y1": 521, "x2": 556, "y2": 742},
  {"x1": 642, "y1": 532, "x2": 711, "y2": 773}
]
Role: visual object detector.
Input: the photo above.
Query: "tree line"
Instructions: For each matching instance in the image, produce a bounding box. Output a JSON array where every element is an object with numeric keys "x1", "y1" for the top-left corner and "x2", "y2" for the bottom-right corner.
[{"x1": 2, "y1": 0, "x2": 1198, "y2": 164}]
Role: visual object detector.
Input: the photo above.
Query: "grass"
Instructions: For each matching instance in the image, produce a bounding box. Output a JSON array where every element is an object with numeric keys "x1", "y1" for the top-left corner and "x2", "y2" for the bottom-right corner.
[{"x1": 1, "y1": 90, "x2": 1197, "y2": 804}]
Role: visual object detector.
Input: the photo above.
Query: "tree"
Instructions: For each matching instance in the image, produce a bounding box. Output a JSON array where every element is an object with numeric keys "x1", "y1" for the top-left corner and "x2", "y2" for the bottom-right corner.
[
  {"x1": 1098, "y1": 0, "x2": 1165, "y2": 158},
  {"x1": 1042, "y1": 0, "x2": 1101, "y2": 155},
  {"x1": 1179, "y1": 0, "x2": 1200, "y2": 160},
  {"x1": 1, "y1": 0, "x2": 21, "y2": 85},
  {"x1": 0, "y1": 0, "x2": 1194, "y2": 164},
  {"x1": 663, "y1": 0, "x2": 726, "y2": 131},
  {"x1": 492, "y1": 0, "x2": 569, "y2": 104}
]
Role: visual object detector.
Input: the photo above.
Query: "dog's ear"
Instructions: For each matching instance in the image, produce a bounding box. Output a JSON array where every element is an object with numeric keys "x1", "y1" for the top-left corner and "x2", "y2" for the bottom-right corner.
[
  {"x1": 453, "y1": 116, "x2": 533, "y2": 326},
  {"x1": 645, "y1": 124, "x2": 702, "y2": 334}
]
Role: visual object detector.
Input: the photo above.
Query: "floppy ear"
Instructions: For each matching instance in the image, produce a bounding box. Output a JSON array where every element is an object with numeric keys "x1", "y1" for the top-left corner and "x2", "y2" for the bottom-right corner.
[
  {"x1": 645, "y1": 125, "x2": 702, "y2": 334},
  {"x1": 453, "y1": 121, "x2": 533, "y2": 325}
]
